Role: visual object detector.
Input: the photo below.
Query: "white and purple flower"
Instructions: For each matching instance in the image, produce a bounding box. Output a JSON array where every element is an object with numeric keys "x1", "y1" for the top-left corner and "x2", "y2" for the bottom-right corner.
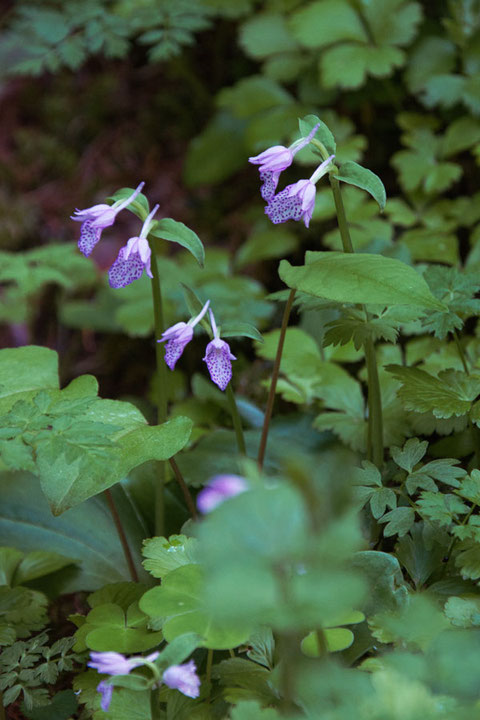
[
  {"x1": 203, "y1": 309, "x2": 236, "y2": 391},
  {"x1": 108, "y1": 204, "x2": 159, "y2": 289},
  {"x1": 72, "y1": 182, "x2": 145, "y2": 257},
  {"x1": 265, "y1": 155, "x2": 335, "y2": 228},
  {"x1": 158, "y1": 300, "x2": 210, "y2": 370},
  {"x1": 197, "y1": 474, "x2": 248, "y2": 513},
  {"x1": 249, "y1": 123, "x2": 320, "y2": 201},
  {"x1": 88, "y1": 650, "x2": 160, "y2": 712},
  {"x1": 162, "y1": 660, "x2": 201, "y2": 698}
]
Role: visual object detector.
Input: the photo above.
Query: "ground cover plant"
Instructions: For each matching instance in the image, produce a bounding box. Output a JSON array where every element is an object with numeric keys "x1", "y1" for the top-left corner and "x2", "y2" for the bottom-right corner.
[{"x1": 2, "y1": 0, "x2": 480, "y2": 718}]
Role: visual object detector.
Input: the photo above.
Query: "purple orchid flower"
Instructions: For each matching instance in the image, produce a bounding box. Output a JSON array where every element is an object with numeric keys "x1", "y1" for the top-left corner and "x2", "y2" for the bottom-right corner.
[
  {"x1": 197, "y1": 474, "x2": 248, "y2": 513},
  {"x1": 203, "y1": 309, "x2": 236, "y2": 391},
  {"x1": 265, "y1": 155, "x2": 335, "y2": 228},
  {"x1": 158, "y1": 300, "x2": 210, "y2": 370},
  {"x1": 108, "y1": 204, "x2": 159, "y2": 289},
  {"x1": 162, "y1": 660, "x2": 201, "y2": 698},
  {"x1": 72, "y1": 181, "x2": 145, "y2": 257},
  {"x1": 88, "y1": 650, "x2": 160, "y2": 712},
  {"x1": 249, "y1": 123, "x2": 320, "y2": 201}
]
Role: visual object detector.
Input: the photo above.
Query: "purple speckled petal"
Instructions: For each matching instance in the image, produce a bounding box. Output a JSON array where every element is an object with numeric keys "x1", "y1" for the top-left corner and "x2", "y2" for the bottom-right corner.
[
  {"x1": 260, "y1": 171, "x2": 280, "y2": 201},
  {"x1": 203, "y1": 339, "x2": 234, "y2": 391},
  {"x1": 78, "y1": 221, "x2": 102, "y2": 257},
  {"x1": 108, "y1": 247, "x2": 145, "y2": 289},
  {"x1": 265, "y1": 186, "x2": 304, "y2": 225},
  {"x1": 164, "y1": 335, "x2": 192, "y2": 370}
]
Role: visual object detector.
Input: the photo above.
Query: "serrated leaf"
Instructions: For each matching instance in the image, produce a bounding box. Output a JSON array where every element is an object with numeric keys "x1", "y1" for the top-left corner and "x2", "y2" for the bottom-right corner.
[
  {"x1": 386, "y1": 365, "x2": 480, "y2": 418},
  {"x1": 142, "y1": 535, "x2": 199, "y2": 579},
  {"x1": 391, "y1": 438, "x2": 428, "y2": 472},
  {"x1": 379, "y1": 507, "x2": 415, "y2": 537}
]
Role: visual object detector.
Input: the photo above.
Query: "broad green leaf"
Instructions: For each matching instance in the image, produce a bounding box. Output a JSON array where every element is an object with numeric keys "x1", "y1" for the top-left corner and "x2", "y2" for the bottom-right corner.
[
  {"x1": 217, "y1": 76, "x2": 292, "y2": 119},
  {"x1": 239, "y1": 13, "x2": 298, "y2": 58},
  {"x1": 289, "y1": 0, "x2": 366, "y2": 48},
  {"x1": 279, "y1": 253, "x2": 445, "y2": 310},
  {"x1": 142, "y1": 535, "x2": 199, "y2": 579},
  {"x1": 333, "y1": 161, "x2": 386, "y2": 210},
  {"x1": 0, "y1": 346, "x2": 58, "y2": 414},
  {"x1": 11, "y1": 550, "x2": 73, "y2": 586},
  {"x1": 0, "y1": 472, "x2": 149, "y2": 591},
  {"x1": 301, "y1": 628, "x2": 354, "y2": 655},
  {"x1": 140, "y1": 564, "x2": 250, "y2": 649},
  {"x1": 321, "y1": 44, "x2": 404, "y2": 90},
  {"x1": 79, "y1": 602, "x2": 163, "y2": 653},
  {"x1": 221, "y1": 322, "x2": 263, "y2": 343},
  {"x1": 352, "y1": 551, "x2": 408, "y2": 615},
  {"x1": 151, "y1": 219, "x2": 205, "y2": 268},
  {"x1": 444, "y1": 596, "x2": 480, "y2": 628},
  {"x1": 185, "y1": 112, "x2": 246, "y2": 186}
]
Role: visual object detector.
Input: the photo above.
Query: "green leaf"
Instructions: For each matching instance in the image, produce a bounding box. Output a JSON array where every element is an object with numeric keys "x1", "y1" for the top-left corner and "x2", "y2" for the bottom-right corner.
[
  {"x1": 321, "y1": 44, "x2": 404, "y2": 90},
  {"x1": 333, "y1": 161, "x2": 386, "y2": 210},
  {"x1": 220, "y1": 322, "x2": 263, "y2": 343},
  {"x1": 289, "y1": 0, "x2": 366, "y2": 48},
  {"x1": 0, "y1": 346, "x2": 58, "y2": 414},
  {"x1": 151, "y1": 219, "x2": 205, "y2": 268},
  {"x1": 108, "y1": 188, "x2": 150, "y2": 222},
  {"x1": 279, "y1": 253, "x2": 445, "y2": 310},
  {"x1": 301, "y1": 628, "x2": 354, "y2": 655},
  {"x1": 0, "y1": 472, "x2": 149, "y2": 592},
  {"x1": 23, "y1": 689, "x2": 78, "y2": 720},
  {"x1": 142, "y1": 535, "x2": 199, "y2": 579},
  {"x1": 444, "y1": 596, "x2": 480, "y2": 628},
  {"x1": 78, "y1": 602, "x2": 163, "y2": 653},
  {"x1": 391, "y1": 438, "x2": 428, "y2": 472},
  {"x1": 185, "y1": 112, "x2": 246, "y2": 186},
  {"x1": 239, "y1": 13, "x2": 297, "y2": 58},
  {"x1": 416, "y1": 492, "x2": 468, "y2": 527},
  {"x1": 298, "y1": 114, "x2": 336, "y2": 155},
  {"x1": 378, "y1": 507, "x2": 416, "y2": 537},
  {"x1": 386, "y1": 365, "x2": 480, "y2": 418},
  {"x1": 139, "y1": 564, "x2": 250, "y2": 649}
]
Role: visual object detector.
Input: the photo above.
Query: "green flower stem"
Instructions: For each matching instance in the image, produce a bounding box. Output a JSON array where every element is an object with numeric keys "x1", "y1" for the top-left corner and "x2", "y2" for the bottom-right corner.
[
  {"x1": 328, "y1": 174, "x2": 384, "y2": 467},
  {"x1": 364, "y1": 338, "x2": 384, "y2": 468},
  {"x1": 226, "y1": 383, "x2": 246, "y2": 455},
  {"x1": 150, "y1": 246, "x2": 167, "y2": 536},
  {"x1": 258, "y1": 289, "x2": 296, "y2": 470},
  {"x1": 104, "y1": 489, "x2": 138, "y2": 582},
  {"x1": 169, "y1": 456, "x2": 198, "y2": 520},
  {"x1": 150, "y1": 687, "x2": 161, "y2": 719},
  {"x1": 150, "y1": 243, "x2": 198, "y2": 526}
]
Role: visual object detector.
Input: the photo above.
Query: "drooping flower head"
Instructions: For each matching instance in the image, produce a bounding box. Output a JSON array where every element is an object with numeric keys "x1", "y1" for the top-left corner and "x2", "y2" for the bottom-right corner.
[
  {"x1": 109, "y1": 204, "x2": 159, "y2": 289},
  {"x1": 197, "y1": 474, "x2": 248, "y2": 513},
  {"x1": 249, "y1": 123, "x2": 320, "y2": 201},
  {"x1": 265, "y1": 154, "x2": 335, "y2": 228},
  {"x1": 203, "y1": 309, "x2": 236, "y2": 391},
  {"x1": 72, "y1": 181, "x2": 145, "y2": 257},
  {"x1": 162, "y1": 660, "x2": 201, "y2": 698},
  {"x1": 88, "y1": 650, "x2": 160, "y2": 712},
  {"x1": 158, "y1": 300, "x2": 210, "y2": 370}
]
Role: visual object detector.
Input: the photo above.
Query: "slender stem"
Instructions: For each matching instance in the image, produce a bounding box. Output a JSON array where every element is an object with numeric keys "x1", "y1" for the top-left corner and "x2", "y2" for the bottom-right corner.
[
  {"x1": 258, "y1": 289, "x2": 296, "y2": 469},
  {"x1": 364, "y1": 339, "x2": 384, "y2": 468},
  {"x1": 453, "y1": 329, "x2": 469, "y2": 375},
  {"x1": 104, "y1": 489, "x2": 138, "y2": 582},
  {"x1": 150, "y1": 247, "x2": 167, "y2": 536},
  {"x1": 329, "y1": 176, "x2": 354, "y2": 254},
  {"x1": 150, "y1": 688, "x2": 160, "y2": 720},
  {"x1": 328, "y1": 175, "x2": 384, "y2": 466},
  {"x1": 226, "y1": 384, "x2": 246, "y2": 455},
  {"x1": 169, "y1": 457, "x2": 198, "y2": 519},
  {"x1": 228, "y1": 648, "x2": 235, "y2": 658}
]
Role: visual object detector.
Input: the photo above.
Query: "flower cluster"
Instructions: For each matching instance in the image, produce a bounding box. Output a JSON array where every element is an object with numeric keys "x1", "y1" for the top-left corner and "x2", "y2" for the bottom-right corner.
[
  {"x1": 72, "y1": 182, "x2": 158, "y2": 289},
  {"x1": 159, "y1": 305, "x2": 236, "y2": 391},
  {"x1": 88, "y1": 651, "x2": 200, "y2": 712},
  {"x1": 249, "y1": 124, "x2": 335, "y2": 228}
]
